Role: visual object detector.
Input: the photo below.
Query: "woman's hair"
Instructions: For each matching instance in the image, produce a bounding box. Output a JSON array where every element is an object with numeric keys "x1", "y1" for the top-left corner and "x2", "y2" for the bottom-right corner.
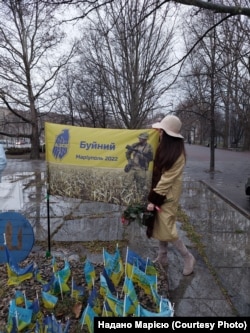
[{"x1": 154, "y1": 131, "x2": 186, "y2": 174}]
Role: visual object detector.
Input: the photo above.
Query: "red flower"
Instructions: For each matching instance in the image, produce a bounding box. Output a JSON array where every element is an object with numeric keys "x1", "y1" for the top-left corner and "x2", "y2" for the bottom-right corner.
[{"x1": 121, "y1": 216, "x2": 130, "y2": 225}]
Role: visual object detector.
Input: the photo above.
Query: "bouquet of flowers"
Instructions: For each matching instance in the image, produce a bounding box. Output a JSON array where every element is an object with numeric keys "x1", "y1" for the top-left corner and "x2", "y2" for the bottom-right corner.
[{"x1": 121, "y1": 203, "x2": 155, "y2": 226}]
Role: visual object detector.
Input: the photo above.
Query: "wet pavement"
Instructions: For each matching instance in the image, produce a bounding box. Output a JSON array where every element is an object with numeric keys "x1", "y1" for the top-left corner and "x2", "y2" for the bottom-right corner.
[
  {"x1": 1, "y1": 145, "x2": 250, "y2": 317},
  {"x1": 185, "y1": 144, "x2": 250, "y2": 216}
]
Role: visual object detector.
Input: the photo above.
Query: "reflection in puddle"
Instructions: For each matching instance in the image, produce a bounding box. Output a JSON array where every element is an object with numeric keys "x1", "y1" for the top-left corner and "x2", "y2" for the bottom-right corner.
[{"x1": 181, "y1": 180, "x2": 250, "y2": 316}]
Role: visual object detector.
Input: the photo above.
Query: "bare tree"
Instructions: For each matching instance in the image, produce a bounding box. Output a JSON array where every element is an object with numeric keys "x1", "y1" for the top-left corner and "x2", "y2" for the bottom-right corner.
[
  {"x1": 172, "y1": 0, "x2": 250, "y2": 17},
  {"x1": 179, "y1": 10, "x2": 232, "y2": 171},
  {"x1": 178, "y1": 1, "x2": 250, "y2": 167},
  {"x1": 48, "y1": 0, "x2": 250, "y2": 19},
  {"x1": 215, "y1": 14, "x2": 250, "y2": 149},
  {"x1": 0, "y1": 0, "x2": 76, "y2": 159},
  {"x1": 56, "y1": 63, "x2": 115, "y2": 128},
  {"x1": 68, "y1": 0, "x2": 177, "y2": 129}
]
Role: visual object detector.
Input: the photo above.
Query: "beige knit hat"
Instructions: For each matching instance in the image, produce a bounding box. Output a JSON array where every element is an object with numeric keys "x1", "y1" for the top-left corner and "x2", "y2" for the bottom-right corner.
[{"x1": 152, "y1": 115, "x2": 184, "y2": 139}]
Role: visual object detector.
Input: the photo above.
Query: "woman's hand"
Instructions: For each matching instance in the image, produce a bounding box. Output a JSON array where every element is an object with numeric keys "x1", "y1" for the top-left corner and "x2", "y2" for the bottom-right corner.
[
  {"x1": 147, "y1": 203, "x2": 155, "y2": 211},
  {"x1": 147, "y1": 203, "x2": 161, "y2": 212}
]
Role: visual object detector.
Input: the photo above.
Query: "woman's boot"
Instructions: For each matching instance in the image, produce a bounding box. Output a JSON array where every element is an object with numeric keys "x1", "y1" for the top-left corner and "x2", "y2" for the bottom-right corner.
[
  {"x1": 153, "y1": 241, "x2": 168, "y2": 265},
  {"x1": 172, "y1": 239, "x2": 195, "y2": 275}
]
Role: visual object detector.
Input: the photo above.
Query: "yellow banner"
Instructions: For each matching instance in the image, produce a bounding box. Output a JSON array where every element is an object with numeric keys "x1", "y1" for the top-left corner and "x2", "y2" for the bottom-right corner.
[{"x1": 45, "y1": 122, "x2": 159, "y2": 205}]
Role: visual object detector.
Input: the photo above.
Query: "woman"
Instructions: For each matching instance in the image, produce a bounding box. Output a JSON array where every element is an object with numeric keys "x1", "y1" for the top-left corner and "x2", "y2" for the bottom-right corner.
[{"x1": 146, "y1": 115, "x2": 195, "y2": 276}]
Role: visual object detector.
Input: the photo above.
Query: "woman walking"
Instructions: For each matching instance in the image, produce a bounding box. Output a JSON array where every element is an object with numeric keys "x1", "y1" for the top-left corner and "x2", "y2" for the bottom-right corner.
[{"x1": 146, "y1": 115, "x2": 195, "y2": 276}]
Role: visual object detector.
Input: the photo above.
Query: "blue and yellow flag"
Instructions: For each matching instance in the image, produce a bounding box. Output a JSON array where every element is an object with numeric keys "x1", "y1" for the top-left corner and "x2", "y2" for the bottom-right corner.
[
  {"x1": 41, "y1": 291, "x2": 58, "y2": 309},
  {"x1": 56, "y1": 259, "x2": 71, "y2": 283},
  {"x1": 34, "y1": 320, "x2": 43, "y2": 333},
  {"x1": 150, "y1": 283, "x2": 161, "y2": 308},
  {"x1": 150, "y1": 284, "x2": 174, "y2": 315},
  {"x1": 123, "y1": 293, "x2": 136, "y2": 317},
  {"x1": 14, "y1": 290, "x2": 25, "y2": 306},
  {"x1": 42, "y1": 313, "x2": 64, "y2": 333},
  {"x1": 80, "y1": 303, "x2": 98, "y2": 333},
  {"x1": 131, "y1": 265, "x2": 157, "y2": 295},
  {"x1": 51, "y1": 313, "x2": 63, "y2": 333},
  {"x1": 87, "y1": 286, "x2": 102, "y2": 315},
  {"x1": 7, "y1": 300, "x2": 33, "y2": 332},
  {"x1": 103, "y1": 246, "x2": 124, "y2": 287},
  {"x1": 33, "y1": 266, "x2": 47, "y2": 285},
  {"x1": 160, "y1": 297, "x2": 174, "y2": 316},
  {"x1": 125, "y1": 247, "x2": 157, "y2": 278},
  {"x1": 53, "y1": 259, "x2": 71, "y2": 295},
  {"x1": 71, "y1": 277, "x2": 85, "y2": 300},
  {"x1": 27, "y1": 298, "x2": 44, "y2": 329},
  {"x1": 83, "y1": 259, "x2": 96, "y2": 290},
  {"x1": 100, "y1": 270, "x2": 116, "y2": 298},
  {"x1": 4, "y1": 244, "x2": 34, "y2": 285},
  {"x1": 43, "y1": 315, "x2": 53, "y2": 333},
  {"x1": 41, "y1": 274, "x2": 55, "y2": 293},
  {"x1": 6, "y1": 264, "x2": 33, "y2": 286},
  {"x1": 6, "y1": 316, "x2": 18, "y2": 333},
  {"x1": 14, "y1": 290, "x2": 32, "y2": 310},
  {"x1": 122, "y1": 276, "x2": 138, "y2": 305},
  {"x1": 102, "y1": 300, "x2": 113, "y2": 317},
  {"x1": 7, "y1": 261, "x2": 34, "y2": 276},
  {"x1": 52, "y1": 273, "x2": 70, "y2": 295},
  {"x1": 28, "y1": 298, "x2": 41, "y2": 316},
  {"x1": 105, "y1": 291, "x2": 124, "y2": 317},
  {"x1": 135, "y1": 302, "x2": 173, "y2": 317},
  {"x1": 122, "y1": 276, "x2": 138, "y2": 315}
]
